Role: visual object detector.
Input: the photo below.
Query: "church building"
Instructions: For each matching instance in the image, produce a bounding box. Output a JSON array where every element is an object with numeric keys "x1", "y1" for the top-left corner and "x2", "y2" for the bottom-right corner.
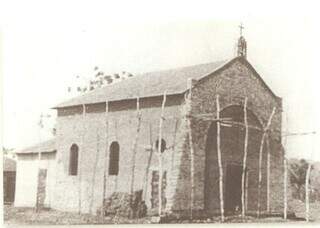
[{"x1": 14, "y1": 33, "x2": 290, "y2": 218}]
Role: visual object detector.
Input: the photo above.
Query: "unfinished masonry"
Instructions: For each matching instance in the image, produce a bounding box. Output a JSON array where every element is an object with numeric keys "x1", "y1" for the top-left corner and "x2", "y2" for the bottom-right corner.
[{"x1": 46, "y1": 55, "x2": 291, "y2": 218}]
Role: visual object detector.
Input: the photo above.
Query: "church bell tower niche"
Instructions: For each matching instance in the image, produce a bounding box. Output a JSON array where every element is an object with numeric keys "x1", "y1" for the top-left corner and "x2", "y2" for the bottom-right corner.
[{"x1": 237, "y1": 23, "x2": 247, "y2": 58}]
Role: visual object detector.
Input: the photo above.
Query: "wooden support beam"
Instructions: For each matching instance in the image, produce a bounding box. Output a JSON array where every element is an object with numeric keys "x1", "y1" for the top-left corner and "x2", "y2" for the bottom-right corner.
[
  {"x1": 282, "y1": 131, "x2": 316, "y2": 137},
  {"x1": 257, "y1": 107, "x2": 276, "y2": 218},
  {"x1": 284, "y1": 153, "x2": 288, "y2": 220},
  {"x1": 141, "y1": 112, "x2": 316, "y2": 139},
  {"x1": 94, "y1": 109, "x2": 316, "y2": 140},
  {"x1": 192, "y1": 113, "x2": 217, "y2": 118},
  {"x1": 216, "y1": 95, "x2": 224, "y2": 222},
  {"x1": 78, "y1": 104, "x2": 86, "y2": 214},
  {"x1": 305, "y1": 163, "x2": 312, "y2": 222},
  {"x1": 158, "y1": 91, "x2": 167, "y2": 217},
  {"x1": 245, "y1": 170, "x2": 249, "y2": 212},
  {"x1": 266, "y1": 134, "x2": 271, "y2": 213},
  {"x1": 191, "y1": 114, "x2": 232, "y2": 120},
  {"x1": 130, "y1": 97, "x2": 142, "y2": 209},
  {"x1": 143, "y1": 123, "x2": 154, "y2": 201},
  {"x1": 171, "y1": 119, "x2": 179, "y2": 172},
  {"x1": 192, "y1": 116, "x2": 233, "y2": 122},
  {"x1": 283, "y1": 114, "x2": 288, "y2": 220},
  {"x1": 188, "y1": 119, "x2": 195, "y2": 220},
  {"x1": 101, "y1": 101, "x2": 109, "y2": 218},
  {"x1": 222, "y1": 120, "x2": 262, "y2": 132},
  {"x1": 241, "y1": 97, "x2": 248, "y2": 219},
  {"x1": 186, "y1": 79, "x2": 195, "y2": 220},
  {"x1": 89, "y1": 132, "x2": 100, "y2": 214}
]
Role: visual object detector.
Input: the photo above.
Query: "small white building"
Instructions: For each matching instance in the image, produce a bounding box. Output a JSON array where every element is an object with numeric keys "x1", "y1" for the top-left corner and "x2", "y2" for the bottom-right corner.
[{"x1": 14, "y1": 139, "x2": 56, "y2": 208}]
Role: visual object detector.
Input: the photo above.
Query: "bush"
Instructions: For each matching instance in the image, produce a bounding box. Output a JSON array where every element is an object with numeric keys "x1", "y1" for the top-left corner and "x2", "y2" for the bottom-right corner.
[{"x1": 102, "y1": 190, "x2": 147, "y2": 218}]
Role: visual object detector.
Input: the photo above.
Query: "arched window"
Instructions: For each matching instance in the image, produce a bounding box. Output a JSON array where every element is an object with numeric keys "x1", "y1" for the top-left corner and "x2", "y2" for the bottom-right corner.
[
  {"x1": 155, "y1": 139, "x2": 166, "y2": 153},
  {"x1": 69, "y1": 144, "x2": 79, "y2": 176},
  {"x1": 109, "y1": 142, "x2": 119, "y2": 175}
]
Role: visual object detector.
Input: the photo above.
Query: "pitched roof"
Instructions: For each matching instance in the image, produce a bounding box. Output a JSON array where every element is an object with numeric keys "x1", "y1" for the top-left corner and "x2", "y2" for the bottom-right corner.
[
  {"x1": 55, "y1": 59, "x2": 230, "y2": 108},
  {"x1": 16, "y1": 138, "x2": 56, "y2": 154},
  {"x1": 54, "y1": 57, "x2": 280, "y2": 108}
]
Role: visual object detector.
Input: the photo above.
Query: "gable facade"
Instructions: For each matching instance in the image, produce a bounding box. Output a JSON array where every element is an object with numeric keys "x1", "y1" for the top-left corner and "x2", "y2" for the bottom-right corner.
[{"x1": 167, "y1": 57, "x2": 289, "y2": 216}]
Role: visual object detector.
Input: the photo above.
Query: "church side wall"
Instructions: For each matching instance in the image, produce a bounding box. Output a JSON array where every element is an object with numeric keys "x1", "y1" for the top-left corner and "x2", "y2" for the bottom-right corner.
[{"x1": 52, "y1": 95, "x2": 185, "y2": 214}]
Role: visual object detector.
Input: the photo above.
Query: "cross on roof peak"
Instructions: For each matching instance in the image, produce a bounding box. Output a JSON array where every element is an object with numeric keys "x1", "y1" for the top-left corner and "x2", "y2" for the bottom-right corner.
[
  {"x1": 239, "y1": 23, "x2": 244, "y2": 37},
  {"x1": 237, "y1": 23, "x2": 247, "y2": 58}
]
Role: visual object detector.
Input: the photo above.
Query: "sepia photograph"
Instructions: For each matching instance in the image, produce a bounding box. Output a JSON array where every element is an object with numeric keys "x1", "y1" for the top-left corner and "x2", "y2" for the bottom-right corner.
[{"x1": 1, "y1": 0, "x2": 320, "y2": 225}]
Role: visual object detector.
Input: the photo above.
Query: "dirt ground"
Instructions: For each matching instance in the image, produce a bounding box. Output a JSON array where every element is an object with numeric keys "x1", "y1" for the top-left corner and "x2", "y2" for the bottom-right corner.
[
  {"x1": 3, "y1": 205, "x2": 152, "y2": 225},
  {"x1": 290, "y1": 199, "x2": 320, "y2": 221},
  {"x1": 3, "y1": 202, "x2": 320, "y2": 225}
]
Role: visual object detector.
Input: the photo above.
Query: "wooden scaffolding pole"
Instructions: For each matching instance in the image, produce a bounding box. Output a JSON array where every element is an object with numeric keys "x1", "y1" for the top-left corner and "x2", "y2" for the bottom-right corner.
[
  {"x1": 89, "y1": 132, "x2": 100, "y2": 214},
  {"x1": 143, "y1": 123, "x2": 154, "y2": 201},
  {"x1": 222, "y1": 120, "x2": 262, "y2": 132},
  {"x1": 245, "y1": 171, "x2": 249, "y2": 212},
  {"x1": 171, "y1": 119, "x2": 179, "y2": 172},
  {"x1": 283, "y1": 114, "x2": 288, "y2": 220},
  {"x1": 216, "y1": 94, "x2": 224, "y2": 222},
  {"x1": 283, "y1": 151, "x2": 288, "y2": 220},
  {"x1": 78, "y1": 104, "x2": 86, "y2": 214},
  {"x1": 266, "y1": 134, "x2": 271, "y2": 213},
  {"x1": 282, "y1": 128, "x2": 315, "y2": 220},
  {"x1": 305, "y1": 162, "x2": 312, "y2": 222},
  {"x1": 101, "y1": 101, "x2": 109, "y2": 217},
  {"x1": 186, "y1": 79, "x2": 195, "y2": 219},
  {"x1": 130, "y1": 97, "x2": 142, "y2": 205},
  {"x1": 158, "y1": 91, "x2": 167, "y2": 216},
  {"x1": 241, "y1": 97, "x2": 248, "y2": 218},
  {"x1": 257, "y1": 107, "x2": 276, "y2": 218}
]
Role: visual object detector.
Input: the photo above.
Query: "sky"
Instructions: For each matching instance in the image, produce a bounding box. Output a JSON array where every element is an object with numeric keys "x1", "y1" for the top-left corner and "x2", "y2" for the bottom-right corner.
[{"x1": 1, "y1": 0, "x2": 320, "y2": 160}]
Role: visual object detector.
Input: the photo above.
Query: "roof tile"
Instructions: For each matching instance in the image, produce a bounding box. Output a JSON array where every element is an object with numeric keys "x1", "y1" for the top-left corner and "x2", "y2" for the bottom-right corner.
[{"x1": 55, "y1": 59, "x2": 230, "y2": 108}]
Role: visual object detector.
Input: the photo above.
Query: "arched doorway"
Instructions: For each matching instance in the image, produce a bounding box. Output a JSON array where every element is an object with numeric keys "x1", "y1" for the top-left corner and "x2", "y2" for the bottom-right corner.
[{"x1": 204, "y1": 105, "x2": 262, "y2": 215}]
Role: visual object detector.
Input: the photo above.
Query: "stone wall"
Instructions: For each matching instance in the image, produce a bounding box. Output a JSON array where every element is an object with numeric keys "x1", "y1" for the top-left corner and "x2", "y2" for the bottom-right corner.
[{"x1": 166, "y1": 57, "x2": 290, "y2": 215}]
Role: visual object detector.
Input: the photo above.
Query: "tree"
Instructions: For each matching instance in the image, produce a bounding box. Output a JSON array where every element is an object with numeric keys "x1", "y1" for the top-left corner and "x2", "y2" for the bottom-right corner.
[
  {"x1": 38, "y1": 112, "x2": 56, "y2": 137},
  {"x1": 68, "y1": 66, "x2": 134, "y2": 94},
  {"x1": 290, "y1": 159, "x2": 312, "y2": 200},
  {"x1": 3, "y1": 147, "x2": 14, "y2": 156}
]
